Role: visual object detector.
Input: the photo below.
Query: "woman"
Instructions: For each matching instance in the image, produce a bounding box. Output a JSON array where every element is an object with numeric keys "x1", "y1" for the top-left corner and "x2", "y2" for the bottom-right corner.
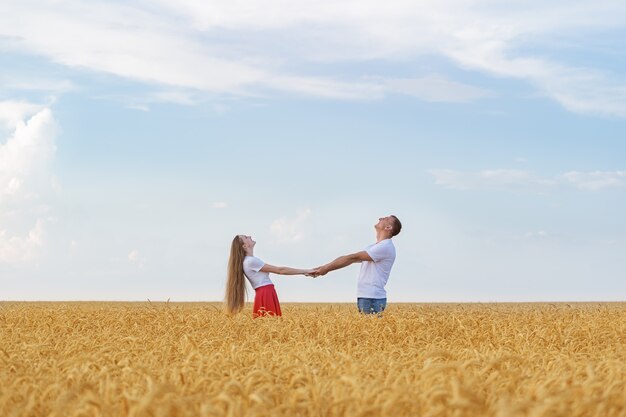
[{"x1": 225, "y1": 235, "x2": 313, "y2": 317}]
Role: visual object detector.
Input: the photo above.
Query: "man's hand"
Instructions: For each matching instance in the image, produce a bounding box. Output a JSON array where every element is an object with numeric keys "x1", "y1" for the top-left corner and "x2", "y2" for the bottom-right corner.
[
  {"x1": 307, "y1": 268, "x2": 321, "y2": 277},
  {"x1": 310, "y1": 265, "x2": 329, "y2": 277}
]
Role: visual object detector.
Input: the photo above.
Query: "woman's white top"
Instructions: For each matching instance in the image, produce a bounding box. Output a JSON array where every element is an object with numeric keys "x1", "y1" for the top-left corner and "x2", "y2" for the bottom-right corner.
[{"x1": 243, "y1": 256, "x2": 273, "y2": 289}]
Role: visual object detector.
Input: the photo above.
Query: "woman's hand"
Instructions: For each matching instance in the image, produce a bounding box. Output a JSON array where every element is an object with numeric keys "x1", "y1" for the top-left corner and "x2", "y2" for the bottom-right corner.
[{"x1": 304, "y1": 268, "x2": 320, "y2": 277}]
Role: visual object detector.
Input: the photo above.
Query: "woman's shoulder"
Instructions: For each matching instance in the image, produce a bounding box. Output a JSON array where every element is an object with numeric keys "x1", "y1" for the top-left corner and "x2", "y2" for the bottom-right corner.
[{"x1": 243, "y1": 255, "x2": 264, "y2": 265}]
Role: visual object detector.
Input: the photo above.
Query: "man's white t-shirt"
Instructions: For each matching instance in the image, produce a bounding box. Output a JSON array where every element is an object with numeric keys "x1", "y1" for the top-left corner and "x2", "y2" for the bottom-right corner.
[
  {"x1": 243, "y1": 256, "x2": 273, "y2": 289},
  {"x1": 357, "y1": 239, "x2": 396, "y2": 299}
]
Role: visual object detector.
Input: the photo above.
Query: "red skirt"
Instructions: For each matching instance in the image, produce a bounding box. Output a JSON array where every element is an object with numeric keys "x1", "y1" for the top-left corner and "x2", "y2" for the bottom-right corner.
[{"x1": 253, "y1": 284, "x2": 282, "y2": 318}]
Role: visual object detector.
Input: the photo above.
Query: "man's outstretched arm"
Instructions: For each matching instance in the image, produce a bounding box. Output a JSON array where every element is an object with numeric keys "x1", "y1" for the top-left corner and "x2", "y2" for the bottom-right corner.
[{"x1": 314, "y1": 251, "x2": 373, "y2": 276}]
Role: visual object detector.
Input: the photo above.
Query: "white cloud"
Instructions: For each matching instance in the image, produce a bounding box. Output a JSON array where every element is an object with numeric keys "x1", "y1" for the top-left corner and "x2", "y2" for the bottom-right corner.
[
  {"x1": 264, "y1": 75, "x2": 383, "y2": 100},
  {"x1": 430, "y1": 169, "x2": 555, "y2": 191},
  {"x1": 128, "y1": 249, "x2": 146, "y2": 268},
  {"x1": 445, "y1": 44, "x2": 626, "y2": 117},
  {"x1": 431, "y1": 169, "x2": 626, "y2": 192},
  {"x1": 383, "y1": 75, "x2": 492, "y2": 102},
  {"x1": 560, "y1": 171, "x2": 626, "y2": 191},
  {"x1": 270, "y1": 208, "x2": 312, "y2": 243},
  {"x1": 0, "y1": 75, "x2": 75, "y2": 94},
  {"x1": 0, "y1": 103, "x2": 57, "y2": 202},
  {"x1": 0, "y1": 2, "x2": 265, "y2": 93},
  {"x1": 0, "y1": 101, "x2": 45, "y2": 130},
  {"x1": 3, "y1": 1, "x2": 624, "y2": 113},
  {"x1": 0, "y1": 101, "x2": 57, "y2": 263},
  {"x1": 266, "y1": 74, "x2": 491, "y2": 102},
  {"x1": 0, "y1": 219, "x2": 45, "y2": 263},
  {"x1": 525, "y1": 230, "x2": 548, "y2": 239},
  {"x1": 212, "y1": 201, "x2": 228, "y2": 209},
  {"x1": 126, "y1": 103, "x2": 150, "y2": 112}
]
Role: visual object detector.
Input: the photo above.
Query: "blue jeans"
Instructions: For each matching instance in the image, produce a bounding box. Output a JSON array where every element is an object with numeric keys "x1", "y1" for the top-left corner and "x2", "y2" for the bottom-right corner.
[{"x1": 357, "y1": 298, "x2": 387, "y2": 315}]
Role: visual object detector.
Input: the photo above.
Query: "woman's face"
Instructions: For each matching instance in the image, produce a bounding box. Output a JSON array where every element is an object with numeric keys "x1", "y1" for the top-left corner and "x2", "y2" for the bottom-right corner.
[{"x1": 239, "y1": 235, "x2": 256, "y2": 249}]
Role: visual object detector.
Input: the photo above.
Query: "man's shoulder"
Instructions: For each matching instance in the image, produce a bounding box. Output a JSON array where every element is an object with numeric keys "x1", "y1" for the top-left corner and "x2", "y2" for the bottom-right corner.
[
  {"x1": 377, "y1": 239, "x2": 396, "y2": 258},
  {"x1": 366, "y1": 239, "x2": 396, "y2": 262},
  {"x1": 376, "y1": 239, "x2": 395, "y2": 248}
]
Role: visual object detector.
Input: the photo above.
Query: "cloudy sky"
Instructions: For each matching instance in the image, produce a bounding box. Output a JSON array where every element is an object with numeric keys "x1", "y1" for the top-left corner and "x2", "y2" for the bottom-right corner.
[{"x1": 1, "y1": 0, "x2": 626, "y2": 302}]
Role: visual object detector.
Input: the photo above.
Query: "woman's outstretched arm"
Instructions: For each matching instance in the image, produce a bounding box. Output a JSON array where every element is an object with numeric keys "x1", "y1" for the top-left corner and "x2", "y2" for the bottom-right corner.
[{"x1": 260, "y1": 264, "x2": 315, "y2": 276}]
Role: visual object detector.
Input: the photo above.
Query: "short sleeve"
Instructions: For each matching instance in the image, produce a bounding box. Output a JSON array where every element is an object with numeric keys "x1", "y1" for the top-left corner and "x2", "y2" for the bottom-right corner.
[
  {"x1": 246, "y1": 257, "x2": 265, "y2": 272},
  {"x1": 366, "y1": 242, "x2": 392, "y2": 263}
]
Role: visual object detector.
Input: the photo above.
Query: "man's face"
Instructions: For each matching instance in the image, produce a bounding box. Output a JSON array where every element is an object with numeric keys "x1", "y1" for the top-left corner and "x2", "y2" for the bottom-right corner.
[{"x1": 375, "y1": 216, "x2": 394, "y2": 232}]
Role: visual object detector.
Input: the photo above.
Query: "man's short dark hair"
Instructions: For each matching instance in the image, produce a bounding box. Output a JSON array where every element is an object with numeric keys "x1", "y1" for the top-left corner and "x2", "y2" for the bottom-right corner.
[{"x1": 390, "y1": 215, "x2": 402, "y2": 237}]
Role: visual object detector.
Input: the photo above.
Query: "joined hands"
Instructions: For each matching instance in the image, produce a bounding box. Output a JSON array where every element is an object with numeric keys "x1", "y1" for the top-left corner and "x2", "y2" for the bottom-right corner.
[{"x1": 304, "y1": 266, "x2": 329, "y2": 278}]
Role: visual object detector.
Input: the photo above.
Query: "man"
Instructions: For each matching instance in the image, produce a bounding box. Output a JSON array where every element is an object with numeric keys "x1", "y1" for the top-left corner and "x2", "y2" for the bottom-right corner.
[{"x1": 313, "y1": 215, "x2": 402, "y2": 315}]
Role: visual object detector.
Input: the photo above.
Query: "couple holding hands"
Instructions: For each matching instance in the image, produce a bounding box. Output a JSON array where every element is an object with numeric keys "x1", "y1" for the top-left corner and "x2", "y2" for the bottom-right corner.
[{"x1": 225, "y1": 215, "x2": 402, "y2": 317}]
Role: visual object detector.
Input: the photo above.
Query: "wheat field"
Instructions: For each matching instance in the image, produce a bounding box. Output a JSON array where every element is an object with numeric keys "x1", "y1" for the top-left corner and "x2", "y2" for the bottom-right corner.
[{"x1": 1, "y1": 302, "x2": 625, "y2": 417}]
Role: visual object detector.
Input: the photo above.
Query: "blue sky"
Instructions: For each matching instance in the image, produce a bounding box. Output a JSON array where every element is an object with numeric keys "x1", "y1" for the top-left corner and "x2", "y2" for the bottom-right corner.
[{"x1": 1, "y1": 0, "x2": 626, "y2": 301}]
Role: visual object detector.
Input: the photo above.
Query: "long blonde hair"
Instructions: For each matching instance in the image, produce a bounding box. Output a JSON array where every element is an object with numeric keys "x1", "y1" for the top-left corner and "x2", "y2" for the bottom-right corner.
[{"x1": 225, "y1": 235, "x2": 247, "y2": 314}]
